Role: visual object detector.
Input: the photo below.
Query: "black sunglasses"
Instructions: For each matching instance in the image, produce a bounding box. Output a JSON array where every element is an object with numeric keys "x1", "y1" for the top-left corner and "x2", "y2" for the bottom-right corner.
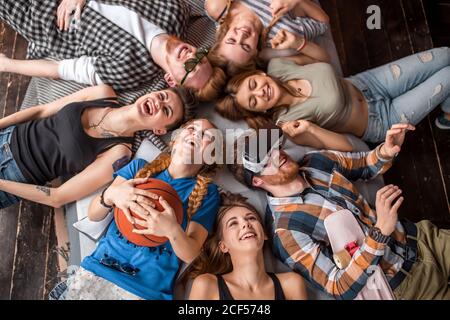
[
  {"x1": 100, "y1": 255, "x2": 140, "y2": 276},
  {"x1": 180, "y1": 48, "x2": 209, "y2": 86}
]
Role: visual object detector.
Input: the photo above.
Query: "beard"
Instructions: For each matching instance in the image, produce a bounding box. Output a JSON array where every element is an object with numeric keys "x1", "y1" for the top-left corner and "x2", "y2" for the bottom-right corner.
[{"x1": 262, "y1": 161, "x2": 300, "y2": 186}]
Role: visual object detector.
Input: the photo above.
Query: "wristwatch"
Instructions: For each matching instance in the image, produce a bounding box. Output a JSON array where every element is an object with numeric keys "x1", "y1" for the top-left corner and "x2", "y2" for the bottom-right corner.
[{"x1": 368, "y1": 226, "x2": 390, "y2": 244}]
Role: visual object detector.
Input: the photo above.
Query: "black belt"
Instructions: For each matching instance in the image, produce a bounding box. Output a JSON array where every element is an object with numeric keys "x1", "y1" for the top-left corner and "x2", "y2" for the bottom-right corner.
[{"x1": 389, "y1": 219, "x2": 419, "y2": 290}]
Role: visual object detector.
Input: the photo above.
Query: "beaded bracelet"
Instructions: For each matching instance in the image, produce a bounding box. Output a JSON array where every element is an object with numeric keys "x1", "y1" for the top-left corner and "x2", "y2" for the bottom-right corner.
[{"x1": 100, "y1": 187, "x2": 113, "y2": 210}]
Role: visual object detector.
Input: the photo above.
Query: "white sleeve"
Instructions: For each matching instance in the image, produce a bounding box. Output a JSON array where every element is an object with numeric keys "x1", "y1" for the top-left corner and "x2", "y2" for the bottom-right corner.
[{"x1": 57, "y1": 56, "x2": 104, "y2": 85}]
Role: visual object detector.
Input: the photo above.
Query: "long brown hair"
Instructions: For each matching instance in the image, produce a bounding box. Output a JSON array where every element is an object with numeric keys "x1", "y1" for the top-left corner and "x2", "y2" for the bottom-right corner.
[
  {"x1": 208, "y1": 1, "x2": 284, "y2": 77},
  {"x1": 215, "y1": 70, "x2": 303, "y2": 129},
  {"x1": 134, "y1": 119, "x2": 221, "y2": 220},
  {"x1": 188, "y1": 193, "x2": 263, "y2": 279},
  {"x1": 208, "y1": 5, "x2": 260, "y2": 77}
]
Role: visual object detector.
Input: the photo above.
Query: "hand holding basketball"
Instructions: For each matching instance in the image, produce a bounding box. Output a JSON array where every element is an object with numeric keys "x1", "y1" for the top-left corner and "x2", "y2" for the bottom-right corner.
[
  {"x1": 104, "y1": 177, "x2": 158, "y2": 224},
  {"x1": 132, "y1": 197, "x2": 178, "y2": 238},
  {"x1": 114, "y1": 179, "x2": 184, "y2": 247}
]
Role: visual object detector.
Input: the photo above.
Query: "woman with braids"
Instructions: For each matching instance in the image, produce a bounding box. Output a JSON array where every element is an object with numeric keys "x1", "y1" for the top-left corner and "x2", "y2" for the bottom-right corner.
[
  {"x1": 0, "y1": 84, "x2": 192, "y2": 209},
  {"x1": 205, "y1": 0, "x2": 329, "y2": 77},
  {"x1": 51, "y1": 119, "x2": 221, "y2": 300},
  {"x1": 189, "y1": 193, "x2": 307, "y2": 300}
]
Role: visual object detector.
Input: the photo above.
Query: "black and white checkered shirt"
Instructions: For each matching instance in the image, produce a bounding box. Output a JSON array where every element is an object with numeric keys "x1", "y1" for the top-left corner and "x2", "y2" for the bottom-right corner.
[{"x1": 0, "y1": 0, "x2": 190, "y2": 90}]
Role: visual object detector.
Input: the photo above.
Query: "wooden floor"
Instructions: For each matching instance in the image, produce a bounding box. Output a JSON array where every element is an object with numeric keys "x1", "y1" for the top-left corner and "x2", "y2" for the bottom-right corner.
[
  {"x1": 0, "y1": 23, "x2": 59, "y2": 300},
  {"x1": 321, "y1": 0, "x2": 450, "y2": 228},
  {"x1": 0, "y1": 0, "x2": 449, "y2": 299}
]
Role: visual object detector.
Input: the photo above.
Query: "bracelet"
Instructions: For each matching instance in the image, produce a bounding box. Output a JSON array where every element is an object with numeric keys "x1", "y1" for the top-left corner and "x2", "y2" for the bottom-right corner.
[
  {"x1": 100, "y1": 187, "x2": 113, "y2": 210},
  {"x1": 296, "y1": 37, "x2": 307, "y2": 52}
]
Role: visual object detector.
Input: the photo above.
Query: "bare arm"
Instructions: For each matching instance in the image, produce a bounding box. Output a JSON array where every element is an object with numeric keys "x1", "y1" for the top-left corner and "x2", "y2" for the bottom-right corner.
[
  {"x1": 132, "y1": 199, "x2": 210, "y2": 264},
  {"x1": 294, "y1": 0, "x2": 329, "y2": 23},
  {"x1": 0, "y1": 85, "x2": 116, "y2": 129},
  {"x1": 189, "y1": 274, "x2": 220, "y2": 300},
  {"x1": 281, "y1": 120, "x2": 353, "y2": 152},
  {"x1": 277, "y1": 272, "x2": 308, "y2": 300},
  {"x1": 88, "y1": 175, "x2": 159, "y2": 222},
  {"x1": 0, "y1": 144, "x2": 130, "y2": 208},
  {"x1": 270, "y1": 29, "x2": 330, "y2": 64},
  {"x1": 270, "y1": 0, "x2": 329, "y2": 23}
]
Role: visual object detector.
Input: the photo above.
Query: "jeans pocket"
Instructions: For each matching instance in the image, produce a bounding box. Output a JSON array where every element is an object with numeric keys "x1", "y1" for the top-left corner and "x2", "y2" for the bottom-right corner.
[{"x1": 0, "y1": 142, "x2": 14, "y2": 172}]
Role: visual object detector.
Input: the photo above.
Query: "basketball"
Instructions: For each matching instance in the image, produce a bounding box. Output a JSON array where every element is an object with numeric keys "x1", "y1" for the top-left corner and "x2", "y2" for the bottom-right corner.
[{"x1": 114, "y1": 178, "x2": 184, "y2": 247}]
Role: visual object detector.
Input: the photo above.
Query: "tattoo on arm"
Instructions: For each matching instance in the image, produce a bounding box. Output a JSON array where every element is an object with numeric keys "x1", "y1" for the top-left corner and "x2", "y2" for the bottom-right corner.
[
  {"x1": 101, "y1": 131, "x2": 115, "y2": 138},
  {"x1": 36, "y1": 185, "x2": 51, "y2": 196},
  {"x1": 112, "y1": 155, "x2": 131, "y2": 171}
]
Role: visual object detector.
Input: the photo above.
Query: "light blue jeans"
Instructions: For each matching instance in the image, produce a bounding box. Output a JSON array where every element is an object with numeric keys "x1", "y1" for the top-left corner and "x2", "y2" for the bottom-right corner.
[
  {"x1": 0, "y1": 126, "x2": 27, "y2": 208},
  {"x1": 347, "y1": 47, "x2": 450, "y2": 143}
]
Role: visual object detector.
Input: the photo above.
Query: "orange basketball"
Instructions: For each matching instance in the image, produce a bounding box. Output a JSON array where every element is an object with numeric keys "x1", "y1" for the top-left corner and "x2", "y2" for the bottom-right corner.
[{"x1": 114, "y1": 178, "x2": 184, "y2": 247}]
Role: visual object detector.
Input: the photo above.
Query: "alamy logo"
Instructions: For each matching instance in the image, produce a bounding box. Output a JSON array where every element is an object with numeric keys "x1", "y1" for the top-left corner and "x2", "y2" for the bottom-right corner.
[{"x1": 367, "y1": 5, "x2": 381, "y2": 30}]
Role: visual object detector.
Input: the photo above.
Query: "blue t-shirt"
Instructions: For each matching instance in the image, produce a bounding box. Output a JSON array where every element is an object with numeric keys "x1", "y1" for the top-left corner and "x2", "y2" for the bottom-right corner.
[{"x1": 81, "y1": 159, "x2": 220, "y2": 300}]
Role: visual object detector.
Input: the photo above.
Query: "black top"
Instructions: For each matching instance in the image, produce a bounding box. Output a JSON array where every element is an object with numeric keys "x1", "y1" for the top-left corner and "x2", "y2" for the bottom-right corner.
[
  {"x1": 10, "y1": 98, "x2": 134, "y2": 185},
  {"x1": 216, "y1": 273, "x2": 286, "y2": 300}
]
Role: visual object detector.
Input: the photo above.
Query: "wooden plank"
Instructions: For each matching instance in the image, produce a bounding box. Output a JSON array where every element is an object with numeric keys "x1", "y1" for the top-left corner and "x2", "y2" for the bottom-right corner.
[
  {"x1": 335, "y1": 0, "x2": 371, "y2": 76},
  {"x1": 10, "y1": 201, "x2": 54, "y2": 300},
  {"x1": 320, "y1": 0, "x2": 348, "y2": 73},
  {"x1": 0, "y1": 22, "x2": 21, "y2": 300},
  {"x1": 401, "y1": 0, "x2": 434, "y2": 52},
  {"x1": 0, "y1": 204, "x2": 20, "y2": 299},
  {"x1": 44, "y1": 212, "x2": 59, "y2": 299},
  {"x1": 361, "y1": 0, "x2": 393, "y2": 67},
  {"x1": 382, "y1": 0, "x2": 414, "y2": 59},
  {"x1": 384, "y1": 122, "x2": 450, "y2": 228}
]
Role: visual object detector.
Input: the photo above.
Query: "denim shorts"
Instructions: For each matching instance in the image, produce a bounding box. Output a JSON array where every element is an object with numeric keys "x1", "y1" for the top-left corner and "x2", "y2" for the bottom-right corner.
[{"x1": 0, "y1": 126, "x2": 27, "y2": 208}]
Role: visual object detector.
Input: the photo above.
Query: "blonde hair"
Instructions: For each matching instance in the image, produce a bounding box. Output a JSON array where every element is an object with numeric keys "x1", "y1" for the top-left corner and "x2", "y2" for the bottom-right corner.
[
  {"x1": 134, "y1": 119, "x2": 220, "y2": 220},
  {"x1": 188, "y1": 192, "x2": 263, "y2": 279}
]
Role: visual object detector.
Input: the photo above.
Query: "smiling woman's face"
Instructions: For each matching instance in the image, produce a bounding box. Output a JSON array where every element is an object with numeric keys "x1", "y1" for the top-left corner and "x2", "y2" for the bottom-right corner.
[
  {"x1": 133, "y1": 89, "x2": 183, "y2": 133},
  {"x1": 217, "y1": 18, "x2": 260, "y2": 65},
  {"x1": 171, "y1": 119, "x2": 217, "y2": 165},
  {"x1": 235, "y1": 73, "x2": 282, "y2": 112},
  {"x1": 219, "y1": 206, "x2": 265, "y2": 254}
]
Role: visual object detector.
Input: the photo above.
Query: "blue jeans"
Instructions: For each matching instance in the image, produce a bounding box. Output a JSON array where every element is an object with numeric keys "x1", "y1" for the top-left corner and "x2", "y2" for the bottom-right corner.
[
  {"x1": 0, "y1": 126, "x2": 27, "y2": 208},
  {"x1": 347, "y1": 47, "x2": 450, "y2": 143}
]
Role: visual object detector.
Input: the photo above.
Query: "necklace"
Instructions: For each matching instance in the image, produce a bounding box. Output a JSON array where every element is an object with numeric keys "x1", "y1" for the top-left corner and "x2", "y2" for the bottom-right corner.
[{"x1": 88, "y1": 109, "x2": 120, "y2": 138}]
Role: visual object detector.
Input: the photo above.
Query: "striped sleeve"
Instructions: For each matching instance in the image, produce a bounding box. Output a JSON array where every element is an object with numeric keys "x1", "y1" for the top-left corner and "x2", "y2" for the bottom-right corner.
[
  {"x1": 288, "y1": 14, "x2": 328, "y2": 39},
  {"x1": 273, "y1": 227, "x2": 386, "y2": 300},
  {"x1": 304, "y1": 144, "x2": 394, "y2": 181}
]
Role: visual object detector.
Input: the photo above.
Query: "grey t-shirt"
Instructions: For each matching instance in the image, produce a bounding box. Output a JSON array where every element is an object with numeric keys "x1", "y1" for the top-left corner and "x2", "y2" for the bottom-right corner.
[{"x1": 268, "y1": 58, "x2": 353, "y2": 130}]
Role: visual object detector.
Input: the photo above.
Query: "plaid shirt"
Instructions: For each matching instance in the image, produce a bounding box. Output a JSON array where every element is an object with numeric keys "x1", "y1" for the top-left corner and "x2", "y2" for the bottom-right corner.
[
  {"x1": 1, "y1": 0, "x2": 189, "y2": 90},
  {"x1": 266, "y1": 145, "x2": 413, "y2": 300}
]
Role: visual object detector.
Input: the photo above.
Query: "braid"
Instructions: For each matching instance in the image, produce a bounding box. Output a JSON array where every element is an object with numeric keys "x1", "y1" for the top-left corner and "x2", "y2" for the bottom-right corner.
[
  {"x1": 135, "y1": 153, "x2": 171, "y2": 179},
  {"x1": 187, "y1": 165, "x2": 219, "y2": 220}
]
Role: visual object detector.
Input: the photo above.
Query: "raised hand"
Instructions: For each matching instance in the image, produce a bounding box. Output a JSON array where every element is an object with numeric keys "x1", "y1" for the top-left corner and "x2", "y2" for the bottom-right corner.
[
  {"x1": 280, "y1": 119, "x2": 311, "y2": 137},
  {"x1": 270, "y1": 0, "x2": 303, "y2": 18},
  {"x1": 104, "y1": 178, "x2": 158, "y2": 224},
  {"x1": 374, "y1": 185, "x2": 404, "y2": 236},
  {"x1": 380, "y1": 123, "x2": 415, "y2": 158},
  {"x1": 270, "y1": 29, "x2": 305, "y2": 50},
  {"x1": 56, "y1": 0, "x2": 86, "y2": 31}
]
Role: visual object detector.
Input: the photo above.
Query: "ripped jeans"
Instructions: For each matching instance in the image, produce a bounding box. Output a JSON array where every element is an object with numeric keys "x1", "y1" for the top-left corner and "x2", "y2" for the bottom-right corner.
[{"x1": 347, "y1": 47, "x2": 450, "y2": 143}]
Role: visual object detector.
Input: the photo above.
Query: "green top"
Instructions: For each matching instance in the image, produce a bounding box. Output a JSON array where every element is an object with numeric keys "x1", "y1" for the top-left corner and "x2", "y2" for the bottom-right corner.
[{"x1": 268, "y1": 58, "x2": 353, "y2": 130}]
